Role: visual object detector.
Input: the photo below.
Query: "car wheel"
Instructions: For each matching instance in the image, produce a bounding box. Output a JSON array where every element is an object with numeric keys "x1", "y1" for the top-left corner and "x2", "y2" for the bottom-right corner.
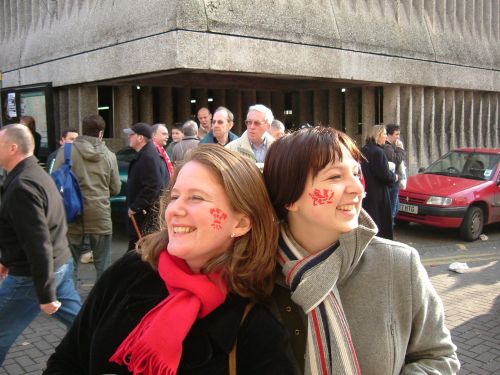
[{"x1": 459, "y1": 206, "x2": 484, "y2": 241}]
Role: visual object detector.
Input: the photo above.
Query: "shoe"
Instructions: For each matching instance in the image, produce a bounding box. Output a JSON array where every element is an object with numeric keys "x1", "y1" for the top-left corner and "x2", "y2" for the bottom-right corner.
[{"x1": 80, "y1": 251, "x2": 94, "y2": 264}]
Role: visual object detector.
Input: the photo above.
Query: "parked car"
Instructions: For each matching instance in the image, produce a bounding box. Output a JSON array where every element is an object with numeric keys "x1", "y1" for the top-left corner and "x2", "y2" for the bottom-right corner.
[
  {"x1": 110, "y1": 147, "x2": 135, "y2": 220},
  {"x1": 397, "y1": 148, "x2": 500, "y2": 241}
]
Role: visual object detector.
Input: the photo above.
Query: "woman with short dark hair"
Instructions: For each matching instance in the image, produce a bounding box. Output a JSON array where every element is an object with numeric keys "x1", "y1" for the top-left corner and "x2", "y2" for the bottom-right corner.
[{"x1": 263, "y1": 127, "x2": 459, "y2": 375}]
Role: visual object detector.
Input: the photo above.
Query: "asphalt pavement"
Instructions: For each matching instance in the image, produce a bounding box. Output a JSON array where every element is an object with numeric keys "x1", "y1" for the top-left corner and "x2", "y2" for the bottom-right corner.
[{"x1": 1, "y1": 222, "x2": 499, "y2": 374}]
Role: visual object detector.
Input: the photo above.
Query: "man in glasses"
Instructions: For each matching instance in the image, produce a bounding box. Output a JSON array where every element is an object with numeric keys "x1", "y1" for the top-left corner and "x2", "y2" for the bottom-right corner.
[
  {"x1": 226, "y1": 104, "x2": 275, "y2": 166},
  {"x1": 200, "y1": 106, "x2": 239, "y2": 146}
]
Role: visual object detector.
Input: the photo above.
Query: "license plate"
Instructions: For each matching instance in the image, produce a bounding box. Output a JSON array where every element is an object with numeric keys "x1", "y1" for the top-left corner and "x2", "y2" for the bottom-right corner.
[{"x1": 399, "y1": 203, "x2": 418, "y2": 214}]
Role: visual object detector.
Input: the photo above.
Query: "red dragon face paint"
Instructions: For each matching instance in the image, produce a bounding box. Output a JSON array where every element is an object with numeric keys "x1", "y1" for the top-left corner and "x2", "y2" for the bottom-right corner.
[
  {"x1": 308, "y1": 188, "x2": 335, "y2": 206},
  {"x1": 210, "y1": 208, "x2": 228, "y2": 230}
]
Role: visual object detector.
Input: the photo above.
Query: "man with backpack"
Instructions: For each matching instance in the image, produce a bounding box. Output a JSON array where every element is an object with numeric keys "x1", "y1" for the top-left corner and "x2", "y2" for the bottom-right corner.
[
  {"x1": 0, "y1": 124, "x2": 81, "y2": 365},
  {"x1": 53, "y1": 115, "x2": 121, "y2": 281}
]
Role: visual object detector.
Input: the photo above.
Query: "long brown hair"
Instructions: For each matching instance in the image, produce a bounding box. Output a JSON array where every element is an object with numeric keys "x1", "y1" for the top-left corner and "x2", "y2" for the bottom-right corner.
[{"x1": 138, "y1": 145, "x2": 278, "y2": 301}]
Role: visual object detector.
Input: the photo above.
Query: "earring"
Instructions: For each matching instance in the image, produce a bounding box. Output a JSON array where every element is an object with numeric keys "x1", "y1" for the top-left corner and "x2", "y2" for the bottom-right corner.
[{"x1": 230, "y1": 233, "x2": 236, "y2": 238}]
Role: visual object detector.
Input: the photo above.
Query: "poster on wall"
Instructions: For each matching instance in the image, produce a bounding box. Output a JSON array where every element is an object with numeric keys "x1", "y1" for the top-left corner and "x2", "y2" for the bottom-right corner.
[
  {"x1": 20, "y1": 91, "x2": 48, "y2": 148},
  {"x1": 7, "y1": 92, "x2": 17, "y2": 118}
]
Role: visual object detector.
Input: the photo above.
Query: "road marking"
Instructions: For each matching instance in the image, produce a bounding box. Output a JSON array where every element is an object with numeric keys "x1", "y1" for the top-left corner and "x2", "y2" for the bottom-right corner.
[{"x1": 422, "y1": 252, "x2": 500, "y2": 266}]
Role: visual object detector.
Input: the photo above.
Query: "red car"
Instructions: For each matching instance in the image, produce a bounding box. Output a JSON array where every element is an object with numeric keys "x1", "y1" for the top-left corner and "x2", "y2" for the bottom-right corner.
[{"x1": 397, "y1": 148, "x2": 500, "y2": 241}]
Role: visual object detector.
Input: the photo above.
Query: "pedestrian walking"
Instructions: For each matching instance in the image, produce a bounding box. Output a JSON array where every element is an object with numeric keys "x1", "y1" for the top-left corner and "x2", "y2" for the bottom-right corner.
[{"x1": 0, "y1": 124, "x2": 81, "y2": 365}]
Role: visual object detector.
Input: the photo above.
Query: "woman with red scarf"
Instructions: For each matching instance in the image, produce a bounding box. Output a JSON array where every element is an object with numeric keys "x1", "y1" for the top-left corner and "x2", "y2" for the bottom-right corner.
[{"x1": 44, "y1": 145, "x2": 296, "y2": 375}]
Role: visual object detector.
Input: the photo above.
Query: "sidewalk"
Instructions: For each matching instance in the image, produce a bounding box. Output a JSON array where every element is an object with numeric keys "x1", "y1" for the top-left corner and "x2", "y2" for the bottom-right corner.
[{"x1": 1, "y1": 242, "x2": 499, "y2": 374}]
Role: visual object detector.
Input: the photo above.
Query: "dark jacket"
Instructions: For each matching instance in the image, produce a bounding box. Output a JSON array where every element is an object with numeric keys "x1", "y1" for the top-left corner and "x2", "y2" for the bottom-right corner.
[
  {"x1": 200, "y1": 131, "x2": 239, "y2": 146},
  {"x1": 126, "y1": 141, "x2": 163, "y2": 236},
  {"x1": 383, "y1": 141, "x2": 406, "y2": 178},
  {"x1": 0, "y1": 156, "x2": 70, "y2": 303},
  {"x1": 361, "y1": 143, "x2": 397, "y2": 239},
  {"x1": 127, "y1": 141, "x2": 164, "y2": 242},
  {"x1": 44, "y1": 252, "x2": 295, "y2": 375}
]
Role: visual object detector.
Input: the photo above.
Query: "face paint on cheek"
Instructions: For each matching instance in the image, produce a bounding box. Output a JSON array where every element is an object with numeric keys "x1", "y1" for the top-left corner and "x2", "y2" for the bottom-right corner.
[
  {"x1": 210, "y1": 208, "x2": 228, "y2": 230},
  {"x1": 308, "y1": 188, "x2": 335, "y2": 206}
]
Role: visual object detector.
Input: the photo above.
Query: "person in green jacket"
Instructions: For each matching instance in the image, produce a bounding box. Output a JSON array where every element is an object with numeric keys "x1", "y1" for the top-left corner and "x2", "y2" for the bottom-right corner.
[{"x1": 53, "y1": 115, "x2": 121, "y2": 281}]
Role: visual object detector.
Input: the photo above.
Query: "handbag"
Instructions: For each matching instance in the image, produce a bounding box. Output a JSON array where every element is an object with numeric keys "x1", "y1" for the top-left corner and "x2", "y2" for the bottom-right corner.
[{"x1": 229, "y1": 302, "x2": 255, "y2": 375}]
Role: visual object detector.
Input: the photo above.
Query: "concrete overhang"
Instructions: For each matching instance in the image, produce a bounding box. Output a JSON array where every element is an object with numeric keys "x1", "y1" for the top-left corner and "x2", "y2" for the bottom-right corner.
[{"x1": 1, "y1": 0, "x2": 499, "y2": 92}]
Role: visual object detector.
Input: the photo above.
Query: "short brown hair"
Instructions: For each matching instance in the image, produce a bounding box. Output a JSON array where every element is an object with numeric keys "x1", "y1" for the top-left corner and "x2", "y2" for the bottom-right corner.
[
  {"x1": 82, "y1": 114, "x2": 106, "y2": 137},
  {"x1": 138, "y1": 144, "x2": 278, "y2": 301},
  {"x1": 263, "y1": 126, "x2": 362, "y2": 221}
]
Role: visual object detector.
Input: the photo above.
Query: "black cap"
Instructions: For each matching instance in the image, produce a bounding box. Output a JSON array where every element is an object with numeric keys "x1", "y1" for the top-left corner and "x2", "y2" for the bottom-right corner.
[{"x1": 123, "y1": 123, "x2": 152, "y2": 139}]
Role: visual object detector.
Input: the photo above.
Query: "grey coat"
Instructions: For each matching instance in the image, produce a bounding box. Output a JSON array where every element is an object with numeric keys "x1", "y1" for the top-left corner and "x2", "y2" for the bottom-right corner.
[{"x1": 274, "y1": 211, "x2": 460, "y2": 374}]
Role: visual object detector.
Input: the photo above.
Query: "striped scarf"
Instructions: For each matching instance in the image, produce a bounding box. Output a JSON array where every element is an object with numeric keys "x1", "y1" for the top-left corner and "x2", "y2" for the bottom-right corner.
[{"x1": 278, "y1": 222, "x2": 370, "y2": 375}]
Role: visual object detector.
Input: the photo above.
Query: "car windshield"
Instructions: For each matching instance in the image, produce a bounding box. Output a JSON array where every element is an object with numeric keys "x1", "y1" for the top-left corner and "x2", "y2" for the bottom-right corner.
[{"x1": 423, "y1": 151, "x2": 500, "y2": 181}]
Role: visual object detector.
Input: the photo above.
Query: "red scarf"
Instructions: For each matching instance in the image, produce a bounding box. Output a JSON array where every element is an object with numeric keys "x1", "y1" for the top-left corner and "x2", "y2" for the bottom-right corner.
[
  {"x1": 110, "y1": 250, "x2": 227, "y2": 374},
  {"x1": 155, "y1": 142, "x2": 174, "y2": 177}
]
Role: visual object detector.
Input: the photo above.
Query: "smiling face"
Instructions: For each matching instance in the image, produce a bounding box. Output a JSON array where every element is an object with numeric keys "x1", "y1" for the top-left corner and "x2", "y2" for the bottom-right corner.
[
  {"x1": 287, "y1": 147, "x2": 364, "y2": 254},
  {"x1": 165, "y1": 161, "x2": 249, "y2": 273},
  {"x1": 153, "y1": 125, "x2": 169, "y2": 146}
]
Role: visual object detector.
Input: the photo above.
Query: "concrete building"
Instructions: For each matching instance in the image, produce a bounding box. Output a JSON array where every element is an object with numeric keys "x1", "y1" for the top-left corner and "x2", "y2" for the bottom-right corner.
[{"x1": 1, "y1": 0, "x2": 499, "y2": 173}]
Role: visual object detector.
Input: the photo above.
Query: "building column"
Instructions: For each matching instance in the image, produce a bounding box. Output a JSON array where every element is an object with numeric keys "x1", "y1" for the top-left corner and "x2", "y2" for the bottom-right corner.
[
  {"x1": 313, "y1": 89, "x2": 329, "y2": 126},
  {"x1": 158, "y1": 87, "x2": 173, "y2": 126},
  {"x1": 328, "y1": 88, "x2": 342, "y2": 129},
  {"x1": 212, "y1": 89, "x2": 226, "y2": 108},
  {"x1": 228, "y1": 89, "x2": 243, "y2": 134},
  {"x1": 493, "y1": 94, "x2": 500, "y2": 148},
  {"x1": 401, "y1": 86, "x2": 416, "y2": 174},
  {"x1": 465, "y1": 91, "x2": 474, "y2": 147},
  {"x1": 176, "y1": 87, "x2": 192, "y2": 122},
  {"x1": 298, "y1": 91, "x2": 312, "y2": 124},
  {"x1": 139, "y1": 86, "x2": 153, "y2": 124},
  {"x1": 425, "y1": 88, "x2": 439, "y2": 162},
  {"x1": 383, "y1": 85, "x2": 400, "y2": 125},
  {"x1": 193, "y1": 89, "x2": 208, "y2": 109},
  {"x1": 114, "y1": 86, "x2": 134, "y2": 145},
  {"x1": 257, "y1": 91, "x2": 271, "y2": 107},
  {"x1": 344, "y1": 88, "x2": 361, "y2": 145},
  {"x1": 271, "y1": 91, "x2": 285, "y2": 123},
  {"x1": 457, "y1": 90, "x2": 466, "y2": 147},
  {"x1": 361, "y1": 87, "x2": 375, "y2": 146}
]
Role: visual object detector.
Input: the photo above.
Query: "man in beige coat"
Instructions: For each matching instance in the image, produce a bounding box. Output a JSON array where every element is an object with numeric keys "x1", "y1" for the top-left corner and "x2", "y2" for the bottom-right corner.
[
  {"x1": 54, "y1": 115, "x2": 121, "y2": 281},
  {"x1": 225, "y1": 104, "x2": 275, "y2": 168}
]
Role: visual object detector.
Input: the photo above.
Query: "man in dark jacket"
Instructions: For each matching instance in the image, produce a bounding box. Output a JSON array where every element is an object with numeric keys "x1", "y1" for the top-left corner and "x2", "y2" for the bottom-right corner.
[
  {"x1": 0, "y1": 124, "x2": 81, "y2": 365},
  {"x1": 123, "y1": 123, "x2": 163, "y2": 251},
  {"x1": 383, "y1": 124, "x2": 406, "y2": 224}
]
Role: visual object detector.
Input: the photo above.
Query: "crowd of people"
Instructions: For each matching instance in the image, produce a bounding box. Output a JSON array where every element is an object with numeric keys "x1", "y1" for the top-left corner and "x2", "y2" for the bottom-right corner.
[{"x1": 0, "y1": 104, "x2": 460, "y2": 374}]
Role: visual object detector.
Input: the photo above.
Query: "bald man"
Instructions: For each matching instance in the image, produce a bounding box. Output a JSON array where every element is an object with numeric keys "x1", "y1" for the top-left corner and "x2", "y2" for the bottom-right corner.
[{"x1": 0, "y1": 124, "x2": 81, "y2": 365}]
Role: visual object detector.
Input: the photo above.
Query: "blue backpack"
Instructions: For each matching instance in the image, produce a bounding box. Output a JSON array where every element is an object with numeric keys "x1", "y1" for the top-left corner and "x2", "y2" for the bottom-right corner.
[{"x1": 52, "y1": 143, "x2": 84, "y2": 223}]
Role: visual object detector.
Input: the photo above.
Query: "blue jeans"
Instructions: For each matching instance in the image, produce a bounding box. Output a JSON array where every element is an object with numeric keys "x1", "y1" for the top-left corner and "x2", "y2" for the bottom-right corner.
[
  {"x1": 0, "y1": 258, "x2": 81, "y2": 365},
  {"x1": 68, "y1": 233, "x2": 112, "y2": 281},
  {"x1": 389, "y1": 183, "x2": 400, "y2": 223}
]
